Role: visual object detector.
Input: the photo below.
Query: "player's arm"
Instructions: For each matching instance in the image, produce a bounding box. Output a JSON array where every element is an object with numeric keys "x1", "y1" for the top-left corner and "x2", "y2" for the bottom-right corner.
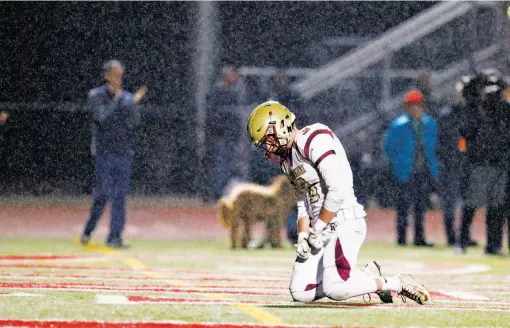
[
  {"x1": 296, "y1": 189, "x2": 310, "y2": 237},
  {"x1": 305, "y1": 132, "x2": 349, "y2": 231},
  {"x1": 296, "y1": 188, "x2": 309, "y2": 231},
  {"x1": 297, "y1": 215, "x2": 310, "y2": 234},
  {"x1": 295, "y1": 189, "x2": 311, "y2": 259}
]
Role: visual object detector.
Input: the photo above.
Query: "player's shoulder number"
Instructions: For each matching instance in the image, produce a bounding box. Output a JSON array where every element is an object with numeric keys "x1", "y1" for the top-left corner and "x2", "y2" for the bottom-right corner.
[{"x1": 301, "y1": 127, "x2": 310, "y2": 135}]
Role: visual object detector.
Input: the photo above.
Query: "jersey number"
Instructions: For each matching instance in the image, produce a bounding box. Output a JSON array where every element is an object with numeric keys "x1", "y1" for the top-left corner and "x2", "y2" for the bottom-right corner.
[
  {"x1": 294, "y1": 178, "x2": 320, "y2": 204},
  {"x1": 308, "y1": 184, "x2": 319, "y2": 203}
]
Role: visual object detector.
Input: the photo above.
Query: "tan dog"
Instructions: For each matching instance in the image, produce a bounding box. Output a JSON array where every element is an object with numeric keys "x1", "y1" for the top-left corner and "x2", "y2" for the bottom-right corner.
[{"x1": 217, "y1": 175, "x2": 296, "y2": 249}]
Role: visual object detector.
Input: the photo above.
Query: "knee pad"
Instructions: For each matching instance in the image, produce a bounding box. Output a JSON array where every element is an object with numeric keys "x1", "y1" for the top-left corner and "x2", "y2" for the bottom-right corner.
[
  {"x1": 290, "y1": 289, "x2": 316, "y2": 302},
  {"x1": 322, "y1": 268, "x2": 349, "y2": 301},
  {"x1": 323, "y1": 282, "x2": 350, "y2": 301}
]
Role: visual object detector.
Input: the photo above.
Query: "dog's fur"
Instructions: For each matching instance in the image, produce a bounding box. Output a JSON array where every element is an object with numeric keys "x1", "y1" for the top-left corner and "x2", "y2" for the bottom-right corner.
[{"x1": 217, "y1": 175, "x2": 296, "y2": 249}]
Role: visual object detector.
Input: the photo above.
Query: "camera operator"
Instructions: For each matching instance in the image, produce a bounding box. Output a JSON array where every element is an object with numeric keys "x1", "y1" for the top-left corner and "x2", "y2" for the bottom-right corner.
[{"x1": 457, "y1": 69, "x2": 510, "y2": 256}]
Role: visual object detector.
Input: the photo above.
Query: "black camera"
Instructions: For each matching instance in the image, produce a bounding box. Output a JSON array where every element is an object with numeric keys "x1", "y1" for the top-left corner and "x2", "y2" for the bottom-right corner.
[{"x1": 458, "y1": 69, "x2": 506, "y2": 110}]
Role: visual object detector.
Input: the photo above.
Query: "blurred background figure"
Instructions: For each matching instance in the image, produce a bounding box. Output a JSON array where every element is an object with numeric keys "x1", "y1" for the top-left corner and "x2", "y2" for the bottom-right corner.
[
  {"x1": 81, "y1": 60, "x2": 147, "y2": 249},
  {"x1": 0, "y1": 111, "x2": 9, "y2": 191},
  {"x1": 416, "y1": 71, "x2": 463, "y2": 246},
  {"x1": 204, "y1": 65, "x2": 246, "y2": 202},
  {"x1": 268, "y1": 71, "x2": 303, "y2": 112},
  {"x1": 0, "y1": 111, "x2": 8, "y2": 150},
  {"x1": 266, "y1": 71, "x2": 304, "y2": 245},
  {"x1": 0, "y1": 111, "x2": 8, "y2": 126},
  {"x1": 383, "y1": 90, "x2": 438, "y2": 247},
  {"x1": 456, "y1": 69, "x2": 510, "y2": 256}
]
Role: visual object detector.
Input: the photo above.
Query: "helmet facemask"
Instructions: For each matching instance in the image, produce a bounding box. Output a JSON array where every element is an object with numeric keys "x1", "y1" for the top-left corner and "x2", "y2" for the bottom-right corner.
[{"x1": 256, "y1": 123, "x2": 291, "y2": 163}]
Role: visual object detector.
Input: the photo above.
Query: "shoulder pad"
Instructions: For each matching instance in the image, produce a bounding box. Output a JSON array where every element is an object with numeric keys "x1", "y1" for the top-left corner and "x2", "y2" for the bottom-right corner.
[{"x1": 295, "y1": 123, "x2": 334, "y2": 159}]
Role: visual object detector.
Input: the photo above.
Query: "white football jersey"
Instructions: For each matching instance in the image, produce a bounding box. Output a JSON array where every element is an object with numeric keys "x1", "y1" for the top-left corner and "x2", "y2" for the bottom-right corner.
[{"x1": 280, "y1": 123, "x2": 364, "y2": 226}]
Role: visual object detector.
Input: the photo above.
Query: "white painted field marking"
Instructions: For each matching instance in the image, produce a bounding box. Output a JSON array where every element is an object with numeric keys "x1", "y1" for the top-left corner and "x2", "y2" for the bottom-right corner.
[
  {"x1": 139, "y1": 254, "x2": 293, "y2": 264},
  {"x1": 437, "y1": 264, "x2": 491, "y2": 275},
  {"x1": 92, "y1": 294, "x2": 510, "y2": 312},
  {"x1": 0, "y1": 292, "x2": 44, "y2": 297},
  {"x1": 436, "y1": 290, "x2": 490, "y2": 301},
  {"x1": 221, "y1": 265, "x2": 290, "y2": 273},
  {"x1": 95, "y1": 294, "x2": 129, "y2": 304},
  {"x1": 221, "y1": 261, "x2": 491, "y2": 277},
  {"x1": 0, "y1": 257, "x2": 114, "y2": 264},
  {"x1": 75, "y1": 239, "x2": 286, "y2": 325},
  {"x1": 0, "y1": 318, "x2": 331, "y2": 327},
  {"x1": 437, "y1": 300, "x2": 510, "y2": 305},
  {"x1": 0, "y1": 273, "x2": 284, "y2": 288},
  {"x1": 365, "y1": 260, "x2": 490, "y2": 275}
]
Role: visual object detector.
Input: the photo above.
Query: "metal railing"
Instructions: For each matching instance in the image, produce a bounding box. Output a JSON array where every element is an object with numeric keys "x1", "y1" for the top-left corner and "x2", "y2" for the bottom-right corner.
[{"x1": 291, "y1": 1, "x2": 477, "y2": 99}]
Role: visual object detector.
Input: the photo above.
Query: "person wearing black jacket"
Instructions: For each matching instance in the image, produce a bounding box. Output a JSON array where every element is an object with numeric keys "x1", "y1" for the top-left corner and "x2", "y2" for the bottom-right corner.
[
  {"x1": 416, "y1": 71, "x2": 465, "y2": 246},
  {"x1": 457, "y1": 70, "x2": 510, "y2": 255},
  {"x1": 435, "y1": 102, "x2": 465, "y2": 246}
]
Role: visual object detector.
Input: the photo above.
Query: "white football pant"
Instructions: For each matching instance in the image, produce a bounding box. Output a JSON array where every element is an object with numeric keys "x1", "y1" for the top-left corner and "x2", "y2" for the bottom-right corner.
[{"x1": 289, "y1": 217, "x2": 378, "y2": 302}]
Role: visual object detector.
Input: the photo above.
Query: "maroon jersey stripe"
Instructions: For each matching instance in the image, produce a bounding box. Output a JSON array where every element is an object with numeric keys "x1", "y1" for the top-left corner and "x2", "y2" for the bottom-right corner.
[
  {"x1": 314, "y1": 150, "x2": 336, "y2": 166},
  {"x1": 304, "y1": 129, "x2": 334, "y2": 159},
  {"x1": 335, "y1": 239, "x2": 351, "y2": 281}
]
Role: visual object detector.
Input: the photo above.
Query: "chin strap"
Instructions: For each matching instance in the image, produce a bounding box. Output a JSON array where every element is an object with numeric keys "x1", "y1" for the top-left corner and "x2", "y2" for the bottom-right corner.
[{"x1": 273, "y1": 147, "x2": 289, "y2": 159}]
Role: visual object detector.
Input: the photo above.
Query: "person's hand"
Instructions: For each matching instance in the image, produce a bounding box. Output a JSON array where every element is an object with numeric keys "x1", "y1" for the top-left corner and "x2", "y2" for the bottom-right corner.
[
  {"x1": 295, "y1": 232, "x2": 311, "y2": 259},
  {"x1": 0, "y1": 111, "x2": 8, "y2": 125},
  {"x1": 308, "y1": 218, "x2": 327, "y2": 249},
  {"x1": 308, "y1": 229, "x2": 324, "y2": 250},
  {"x1": 134, "y1": 86, "x2": 148, "y2": 104}
]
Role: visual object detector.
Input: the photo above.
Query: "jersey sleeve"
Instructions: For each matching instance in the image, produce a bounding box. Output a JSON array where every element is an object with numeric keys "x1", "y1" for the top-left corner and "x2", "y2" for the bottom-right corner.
[{"x1": 300, "y1": 127, "x2": 349, "y2": 213}]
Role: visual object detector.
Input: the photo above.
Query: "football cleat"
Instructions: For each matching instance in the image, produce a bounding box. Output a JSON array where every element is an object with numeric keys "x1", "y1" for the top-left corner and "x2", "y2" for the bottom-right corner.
[
  {"x1": 396, "y1": 273, "x2": 432, "y2": 305},
  {"x1": 361, "y1": 261, "x2": 393, "y2": 303}
]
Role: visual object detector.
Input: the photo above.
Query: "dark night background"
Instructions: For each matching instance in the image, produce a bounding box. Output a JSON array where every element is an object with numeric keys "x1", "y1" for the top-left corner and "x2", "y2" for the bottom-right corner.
[
  {"x1": 0, "y1": 2, "x2": 436, "y2": 103},
  {"x1": 0, "y1": 1, "x2": 440, "y2": 197}
]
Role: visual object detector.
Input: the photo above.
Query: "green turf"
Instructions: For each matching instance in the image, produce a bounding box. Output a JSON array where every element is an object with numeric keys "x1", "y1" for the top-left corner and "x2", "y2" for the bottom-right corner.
[{"x1": 0, "y1": 238, "x2": 509, "y2": 327}]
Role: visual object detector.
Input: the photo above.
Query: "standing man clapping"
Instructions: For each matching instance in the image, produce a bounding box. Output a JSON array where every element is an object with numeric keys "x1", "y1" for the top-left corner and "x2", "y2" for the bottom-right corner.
[{"x1": 80, "y1": 60, "x2": 147, "y2": 249}]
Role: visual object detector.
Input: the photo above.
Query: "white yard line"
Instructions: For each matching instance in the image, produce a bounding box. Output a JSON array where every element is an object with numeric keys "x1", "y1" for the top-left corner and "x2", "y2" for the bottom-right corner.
[{"x1": 93, "y1": 293, "x2": 510, "y2": 312}]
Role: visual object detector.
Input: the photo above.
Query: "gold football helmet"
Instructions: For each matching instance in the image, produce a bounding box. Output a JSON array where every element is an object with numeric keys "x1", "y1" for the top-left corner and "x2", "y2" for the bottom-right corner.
[{"x1": 246, "y1": 101, "x2": 295, "y2": 162}]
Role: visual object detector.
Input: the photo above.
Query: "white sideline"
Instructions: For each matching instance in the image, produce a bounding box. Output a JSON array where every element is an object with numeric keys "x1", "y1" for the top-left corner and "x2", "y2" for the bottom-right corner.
[
  {"x1": 0, "y1": 292, "x2": 44, "y2": 297},
  {"x1": 436, "y1": 290, "x2": 490, "y2": 301},
  {"x1": 95, "y1": 294, "x2": 129, "y2": 304}
]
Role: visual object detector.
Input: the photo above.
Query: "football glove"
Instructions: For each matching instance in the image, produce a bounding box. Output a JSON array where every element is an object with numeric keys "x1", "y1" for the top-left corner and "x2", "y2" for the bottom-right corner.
[
  {"x1": 308, "y1": 229, "x2": 324, "y2": 250},
  {"x1": 296, "y1": 232, "x2": 311, "y2": 259}
]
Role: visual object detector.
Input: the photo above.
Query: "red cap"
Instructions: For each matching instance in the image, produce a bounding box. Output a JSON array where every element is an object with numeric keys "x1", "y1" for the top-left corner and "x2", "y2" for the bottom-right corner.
[{"x1": 404, "y1": 90, "x2": 424, "y2": 104}]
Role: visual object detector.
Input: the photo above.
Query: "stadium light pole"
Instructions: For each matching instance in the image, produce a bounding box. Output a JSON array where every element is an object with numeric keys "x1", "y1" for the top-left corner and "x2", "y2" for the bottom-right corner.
[
  {"x1": 193, "y1": 1, "x2": 218, "y2": 199},
  {"x1": 379, "y1": 54, "x2": 392, "y2": 114},
  {"x1": 497, "y1": 2, "x2": 510, "y2": 71}
]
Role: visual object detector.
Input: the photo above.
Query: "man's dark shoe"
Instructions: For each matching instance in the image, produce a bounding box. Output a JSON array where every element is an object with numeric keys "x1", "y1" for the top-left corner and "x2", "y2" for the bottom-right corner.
[
  {"x1": 80, "y1": 234, "x2": 90, "y2": 246},
  {"x1": 454, "y1": 245, "x2": 466, "y2": 254},
  {"x1": 106, "y1": 240, "x2": 131, "y2": 249},
  {"x1": 484, "y1": 248, "x2": 503, "y2": 256},
  {"x1": 414, "y1": 240, "x2": 434, "y2": 247},
  {"x1": 468, "y1": 239, "x2": 479, "y2": 247}
]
